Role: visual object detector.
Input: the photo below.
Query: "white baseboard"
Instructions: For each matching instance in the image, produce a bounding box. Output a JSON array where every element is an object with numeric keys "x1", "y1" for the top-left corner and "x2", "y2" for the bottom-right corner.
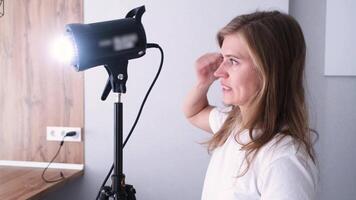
[{"x1": 0, "y1": 160, "x2": 84, "y2": 170}]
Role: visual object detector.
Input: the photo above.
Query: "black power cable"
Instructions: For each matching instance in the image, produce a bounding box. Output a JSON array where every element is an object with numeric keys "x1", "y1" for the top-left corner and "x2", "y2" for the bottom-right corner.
[
  {"x1": 95, "y1": 43, "x2": 164, "y2": 200},
  {"x1": 41, "y1": 131, "x2": 77, "y2": 183}
]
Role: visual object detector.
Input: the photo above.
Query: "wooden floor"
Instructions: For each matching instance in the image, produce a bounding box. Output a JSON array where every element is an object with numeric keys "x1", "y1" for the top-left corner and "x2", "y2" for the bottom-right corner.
[{"x1": 0, "y1": 166, "x2": 83, "y2": 200}]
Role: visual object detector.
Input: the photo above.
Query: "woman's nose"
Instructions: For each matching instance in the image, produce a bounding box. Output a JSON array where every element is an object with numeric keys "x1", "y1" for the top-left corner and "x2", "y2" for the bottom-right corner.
[{"x1": 213, "y1": 61, "x2": 228, "y2": 78}]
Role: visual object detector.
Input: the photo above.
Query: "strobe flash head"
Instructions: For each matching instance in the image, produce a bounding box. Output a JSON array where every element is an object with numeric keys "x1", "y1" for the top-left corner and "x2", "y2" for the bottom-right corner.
[{"x1": 64, "y1": 6, "x2": 147, "y2": 71}]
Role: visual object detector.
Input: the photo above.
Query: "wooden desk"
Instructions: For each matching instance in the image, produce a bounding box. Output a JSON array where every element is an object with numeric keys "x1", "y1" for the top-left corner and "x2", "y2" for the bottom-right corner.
[{"x1": 0, "y1": 166, "x2": 83, "y2": 200}]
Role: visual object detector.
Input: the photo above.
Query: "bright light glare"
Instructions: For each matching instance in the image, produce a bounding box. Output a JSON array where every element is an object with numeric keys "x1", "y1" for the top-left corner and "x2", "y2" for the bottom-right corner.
[{"x1": 51, "y1": 36, "x2": 76, "y2": 64}]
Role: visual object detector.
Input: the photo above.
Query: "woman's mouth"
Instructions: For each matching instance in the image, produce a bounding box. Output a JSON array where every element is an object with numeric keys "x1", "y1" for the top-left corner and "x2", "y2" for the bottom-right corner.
[{"x1": 221, "y1": 83, "x2": 232, "y2": 92}]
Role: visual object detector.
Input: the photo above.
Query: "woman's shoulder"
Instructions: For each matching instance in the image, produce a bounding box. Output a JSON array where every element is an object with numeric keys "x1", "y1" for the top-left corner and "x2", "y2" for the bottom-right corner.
[
  {"x1": 256, "y1": 133, "x2": 315, "y2": 167},
  {"x1": 254, "y1": 134, "x2": 319, "y2": 198}
]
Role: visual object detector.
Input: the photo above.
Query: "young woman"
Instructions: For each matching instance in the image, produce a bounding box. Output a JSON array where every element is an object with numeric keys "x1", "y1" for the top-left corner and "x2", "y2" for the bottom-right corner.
[{"x1": 183, "y1": 11, "x2": 319, "y2": 200}]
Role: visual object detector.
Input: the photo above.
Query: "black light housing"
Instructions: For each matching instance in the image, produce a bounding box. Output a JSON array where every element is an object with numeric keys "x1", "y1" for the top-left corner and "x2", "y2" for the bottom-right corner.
[{"x1": 65, "y1": 6, "x2": 147, "y2": 71}]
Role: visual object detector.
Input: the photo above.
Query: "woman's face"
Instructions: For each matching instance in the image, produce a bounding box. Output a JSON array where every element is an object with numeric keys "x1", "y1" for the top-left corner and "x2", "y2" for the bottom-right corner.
[{"x1": 214, "y1": 33, "x2": 261, "y2": 109}]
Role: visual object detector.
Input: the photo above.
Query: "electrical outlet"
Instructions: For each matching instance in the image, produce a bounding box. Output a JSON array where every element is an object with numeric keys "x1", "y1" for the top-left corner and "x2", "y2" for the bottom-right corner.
[{"x1": 46, "y1": 126, "x2": 82, "y2": 142}]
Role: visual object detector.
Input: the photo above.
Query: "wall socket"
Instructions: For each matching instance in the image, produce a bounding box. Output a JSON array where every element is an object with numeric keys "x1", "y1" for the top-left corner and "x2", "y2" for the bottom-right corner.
[{"x1": 46, "y1": 126, "x2": 82, "y2": 142}]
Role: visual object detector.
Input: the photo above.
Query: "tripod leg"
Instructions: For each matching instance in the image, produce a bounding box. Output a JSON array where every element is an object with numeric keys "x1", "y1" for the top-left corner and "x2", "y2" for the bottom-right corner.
[
  {"x1": 125, "y1": 184, "x2": 136, "y2": 200},
  {"x1": 98, "y1": 186, "x2": 112, "y2": 200}
]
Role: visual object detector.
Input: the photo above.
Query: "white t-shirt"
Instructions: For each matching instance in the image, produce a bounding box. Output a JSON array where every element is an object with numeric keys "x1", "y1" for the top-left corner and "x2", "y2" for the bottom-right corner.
[{"x1": 201, "y1": 107, "x2": 319, "y2": 200}]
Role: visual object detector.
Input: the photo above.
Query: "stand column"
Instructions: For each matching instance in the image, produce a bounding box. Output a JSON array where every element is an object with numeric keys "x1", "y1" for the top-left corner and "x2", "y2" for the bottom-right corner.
[{"x1": 112, "y1": 94, "x2": 125, "y2": 199}]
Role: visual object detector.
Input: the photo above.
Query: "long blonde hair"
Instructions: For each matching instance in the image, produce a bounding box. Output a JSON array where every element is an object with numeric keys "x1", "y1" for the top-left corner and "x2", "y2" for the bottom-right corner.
[{"x1": 207, "y1": 11, "x2": 318, "y2": 177}]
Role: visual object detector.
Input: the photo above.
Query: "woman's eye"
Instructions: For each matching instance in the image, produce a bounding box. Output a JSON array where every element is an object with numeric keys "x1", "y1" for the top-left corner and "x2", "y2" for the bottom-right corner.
[{"x1": 229, "y1": 58, "x2": 239, "y2": 65}]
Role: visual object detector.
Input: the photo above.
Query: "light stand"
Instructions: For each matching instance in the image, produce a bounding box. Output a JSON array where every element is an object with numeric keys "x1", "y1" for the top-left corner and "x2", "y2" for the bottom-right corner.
[
  {"x1": 98, "y1": 61, "x2": 136, "y2": 200},
  {"x1": 57, "y1": 5, "x2": 163, "y2": 200}
]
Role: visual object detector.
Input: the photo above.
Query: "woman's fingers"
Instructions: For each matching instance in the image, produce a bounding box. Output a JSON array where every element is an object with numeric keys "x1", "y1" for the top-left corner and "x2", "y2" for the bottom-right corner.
[{"x1": 195, "y1": 53, "x2": 223, "y2": 85}]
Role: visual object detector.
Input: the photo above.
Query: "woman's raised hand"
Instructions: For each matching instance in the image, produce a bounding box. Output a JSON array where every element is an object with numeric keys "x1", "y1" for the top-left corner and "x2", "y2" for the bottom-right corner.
[{"x1": 195, "y1": 53, "x2": 223, "y2": 87}]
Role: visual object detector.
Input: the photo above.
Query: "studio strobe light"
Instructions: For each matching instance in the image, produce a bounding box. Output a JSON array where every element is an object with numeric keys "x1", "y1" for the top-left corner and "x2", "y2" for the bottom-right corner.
[
  {"x1": 65, "y1": 7, "x2": 147, "y2": 72},
  {"x1": 65, "y1": 5, "x2": 149, "y2": 97},
  {"x1": 55, "y1": 6, "x2": 164, "y2": 200}
]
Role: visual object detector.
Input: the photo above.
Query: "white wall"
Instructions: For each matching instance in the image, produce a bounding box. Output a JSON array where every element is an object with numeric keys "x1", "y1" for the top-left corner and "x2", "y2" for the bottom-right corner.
[
  {"x1": 290, "y1": 0, "x2": 356, "y2": 199},
  {"x1": 44, "y1": 0, "x2": 290, "y2": 199}
]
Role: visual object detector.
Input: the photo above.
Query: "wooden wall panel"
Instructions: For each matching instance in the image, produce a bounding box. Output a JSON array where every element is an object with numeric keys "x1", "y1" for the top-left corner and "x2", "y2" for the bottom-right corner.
[{"x1": 0, "y1": 0, "x2": 84, "y2": 164}]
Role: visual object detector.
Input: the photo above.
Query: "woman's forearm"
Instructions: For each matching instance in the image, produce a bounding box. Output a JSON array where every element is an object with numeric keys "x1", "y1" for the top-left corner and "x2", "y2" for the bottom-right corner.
[{"x1": 182, "y1": 83, "x2": 211, "y2": 119}]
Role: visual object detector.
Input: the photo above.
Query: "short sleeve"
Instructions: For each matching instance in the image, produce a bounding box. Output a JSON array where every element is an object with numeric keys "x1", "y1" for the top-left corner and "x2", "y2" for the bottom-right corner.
[
  {"x1": 208, "y1": 107, "x2": 229, "y2": 134},
  {"x1": 259, "y1": 155, "x2": 318, "y2": 200}
]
